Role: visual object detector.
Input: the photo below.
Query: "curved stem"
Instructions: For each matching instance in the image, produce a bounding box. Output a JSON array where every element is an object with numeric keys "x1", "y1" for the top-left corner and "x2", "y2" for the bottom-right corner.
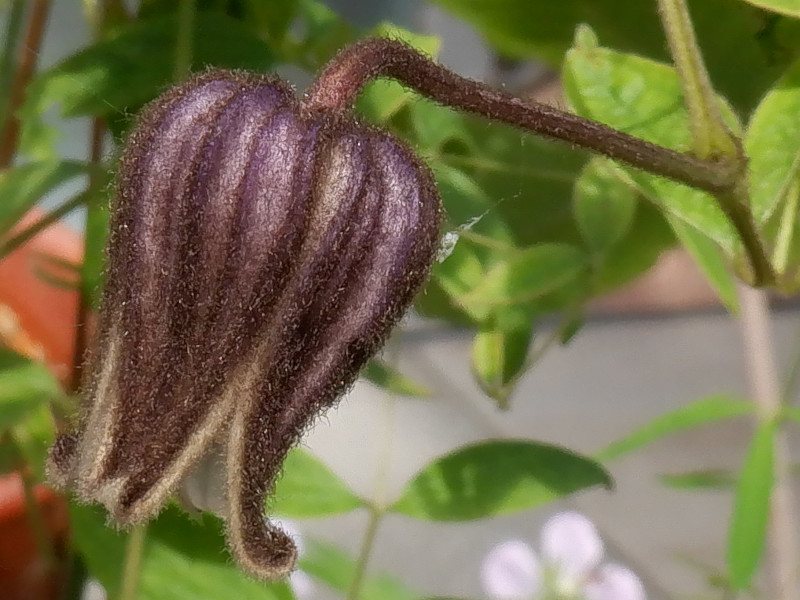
[
  {"x1": 719, "y1": 184, "x2": 775, "y2": 287},
  {"x1": 347, "y1": 505, "x2": 383, "y2": 600},
  {"x1": 303, "y1": 38, "x2": 737, "y2": 196},
  {"x1": 656, "y1": 0, "x2": 737, "y2": 159},
  {"x1": 119, "y1": 525, "x2": 148, "y2": 600}
]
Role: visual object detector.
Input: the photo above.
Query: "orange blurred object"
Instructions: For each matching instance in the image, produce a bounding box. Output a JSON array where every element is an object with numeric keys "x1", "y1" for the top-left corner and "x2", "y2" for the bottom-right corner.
[
  {"x1": 0, "y1": 473, "x2": 70, "y2": 600},
  {"x1": 0, "y1": 210, "x2": 83, "y2": 381},
  {"x1": 0, "y1": 210, "x2": 83, "y2": 599}
]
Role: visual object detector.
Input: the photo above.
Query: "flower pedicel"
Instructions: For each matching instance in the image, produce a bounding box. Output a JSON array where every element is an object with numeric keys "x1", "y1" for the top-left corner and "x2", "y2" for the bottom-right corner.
[{"x1": 48, "y1": 37, "x2": 733, "y2": 580}]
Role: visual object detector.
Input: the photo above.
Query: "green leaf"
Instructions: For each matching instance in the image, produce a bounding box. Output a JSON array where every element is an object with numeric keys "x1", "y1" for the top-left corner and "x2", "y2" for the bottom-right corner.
[
  {"x1": 458, "y1": 244, "x2": 587, "y2": 321},
  {"x1": 429, "y1": 0, "x2": 790, "y2": 113},
  {"x1": 0, "y1": 161, "x2": 88, "y2": 236},
  {"x1": 747, "y1": 56, "x2": 800, "y2": 224},
  {"x1": 11, "y1": 401, "x2": 57, "y2": 480},
  {"x1": 20, "y1": 12, "x2": 276, "y2": 140},
  {"x1": 573, "y1": 158, "x2": 637, "y2": 255},
  {"x1": 291, "y1": 0, "x2": 355, "y2": 69},
  {"x1": 659, "y1": 469, "x2": 737, "y2": 490},
  {"x1": 239, "y1": 0, "x2": 300, "y2": 43},
  {"x1": 563, "y1": 35, "x2": 740, "y2": 255},
  {"x1": 362, "y1": 359, "x2": 430, "y2": 397},
  {"x1": 437, "y1": 118, "x2": 587, "y2": 248},
  {"x1": 596, "y1": 395, "x2": 752, "y2": 462},
  {"x1": 727, "y1": 420, "x2": 776, "y2": 590},
  {"x1": 0, "y1": 349, "x2": 62, "y2": 429},
  {"x1": 71, "y1": 503, "x2": 292, "y2": 600},
  {"x1": 471, "y1": 317, "x2": 534, "y2": 407},
  {"x1": 411, "y1": 99, "x2": 471, "y2": 152},
  {"x1": 781, "y1": 404, "x2": 800, "y2": 424},
  {"x1": 738, "y1": 0, "x2": 800, "y2": 17},
  {"x1": 434, "y1": 163, "x2": 515, "y2": 247},
  {"x1": 301, "y1": 537, "x2": 418, "y2": 600},
  {"x1": 667, "y1": 218, "x2": 739, "y2": 314},
  {"x1": 591, "y1": 200, "x2": 675, "y2": 293},
  {"x1": 392, "y1": 440, "x2": 612, "y2": 521},
  {"x1": 271, "y1": 448, "x2": 364, "y2": 518},
  {"x1": 82, "y1": 184, "x2": 111, "y2": 308}
]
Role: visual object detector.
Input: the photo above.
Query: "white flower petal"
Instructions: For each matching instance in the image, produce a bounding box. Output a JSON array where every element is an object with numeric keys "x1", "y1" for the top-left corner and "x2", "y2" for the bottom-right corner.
[
  {"x1": 81, "y1": 579, "x2": 107, "y2": 600},
  {"x1": 480, "y1": 540, "x2": 543, "y2": 600},
  {"x1": 540, "y1": 511, "x2": 603, "y2": 582},
  {"x1": 584, "y1": 563, "x2": 647, "y2": 600}
]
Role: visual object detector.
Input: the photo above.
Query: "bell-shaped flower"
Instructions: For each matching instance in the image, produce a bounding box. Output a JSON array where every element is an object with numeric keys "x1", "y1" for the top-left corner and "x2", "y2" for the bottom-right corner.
[{"x1": 48, "y1": 68, "x2": 441, "y2": 580}]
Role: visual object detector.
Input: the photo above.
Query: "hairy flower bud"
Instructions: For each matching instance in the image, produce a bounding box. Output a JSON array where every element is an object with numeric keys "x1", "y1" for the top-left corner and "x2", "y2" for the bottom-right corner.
[{"x1": 48, "y1": 69, "x2": 441, "y2": 579}]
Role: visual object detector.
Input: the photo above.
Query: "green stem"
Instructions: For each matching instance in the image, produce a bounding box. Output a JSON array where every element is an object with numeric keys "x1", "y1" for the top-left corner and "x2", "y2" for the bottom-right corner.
[
  {"x1": 717, "y1": 184, "x2": 776, "y2": 287},
  {"x1": 346, "y1": 505, "x2": 383, "y2": 600},
  {"x1": 18, "y1": 462, "x2": 55, "y2": 567},
  {"x1": 737, "y1": 284, "x2": 799, "y2": 600},
  {"x1": 347, "y1": 352, "x2": 399, "y2": 600},
  {"x1": 119, "y1": 525, "x2": 148, "y2": 600},
  {"x1": 0, "y1": 190, "x2": 91, "y2": 258},
  {"x1": 173, "y1": 0, "x2": 195, "y2": 82},
  {"x1": 656, "y1": 0, "x2": 737, "y2": 158},
  {"x1": 0, "y1": 0, "x2": 26, "y2": 126}
]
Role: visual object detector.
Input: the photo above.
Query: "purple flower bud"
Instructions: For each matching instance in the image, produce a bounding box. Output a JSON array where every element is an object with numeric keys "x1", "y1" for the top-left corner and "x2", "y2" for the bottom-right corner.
[{"x1": 48, "y1": 69, "x2": 441, "y2": 579}]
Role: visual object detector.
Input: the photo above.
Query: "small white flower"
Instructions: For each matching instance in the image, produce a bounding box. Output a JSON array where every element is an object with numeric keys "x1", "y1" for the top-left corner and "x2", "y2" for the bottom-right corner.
[
  {"x1": 481, "y1": 540, "x2": 543, "y2": 599},
  {"x1": 480, "y1": 512, "x2": 646, "y2": 600}
]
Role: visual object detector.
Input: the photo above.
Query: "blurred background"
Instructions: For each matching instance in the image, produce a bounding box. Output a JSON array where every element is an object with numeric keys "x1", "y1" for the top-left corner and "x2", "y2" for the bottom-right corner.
[{"x1": 4, "y1": 1, "x2": 800, "y2": 599}]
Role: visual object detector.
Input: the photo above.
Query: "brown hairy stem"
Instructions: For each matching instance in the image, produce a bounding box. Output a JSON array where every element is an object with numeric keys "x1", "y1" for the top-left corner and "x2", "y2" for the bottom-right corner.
[{"x1": 304, "y1": 37, "x2": 737, "y2": 196}]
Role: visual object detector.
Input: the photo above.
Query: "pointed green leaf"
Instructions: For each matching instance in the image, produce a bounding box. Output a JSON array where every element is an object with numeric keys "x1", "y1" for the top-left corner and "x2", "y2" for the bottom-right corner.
[
  {"x1": 459, "y1": 244, "x2": 587, "y2": 321},
  {"x1": 563, "y1": 36, "x2": 739, "y2": 255},
  {"x1": 747, "y1": 57, "x2": 800, "y2": 224},
  {"x1": 471, "y1": 317, "x2": 534, "y2": 407},
  {"x1": 362, "y1": 359, "x2": 431, "y2": 397},
  {"x1": 392, "y1": 440, "x2": 612, "y2": 521},
  {"x1": 0, "y1": 161, "x2": 88, "y2": 236},
  {"x1": 738, "y1": 0, "x2": 800, "y2": 17},
  {"x1": 271, "y1": 448, "x2": 364, "y2": 518},
  {"x1": 597, "y1": 395, "x2": 752, "y2": 462},
  {"x1": 727, "y1": 420, "x2": 776, "y2": 590},
  {"x1": 20, "y1": 12, "x2": 276, "y2": 146},
  {"x1": 667, "y1": 218, "x2": 739, "y2": 314},
  {"x1": 573, "y1": 158, "x2": 637, "y2": 254}
]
